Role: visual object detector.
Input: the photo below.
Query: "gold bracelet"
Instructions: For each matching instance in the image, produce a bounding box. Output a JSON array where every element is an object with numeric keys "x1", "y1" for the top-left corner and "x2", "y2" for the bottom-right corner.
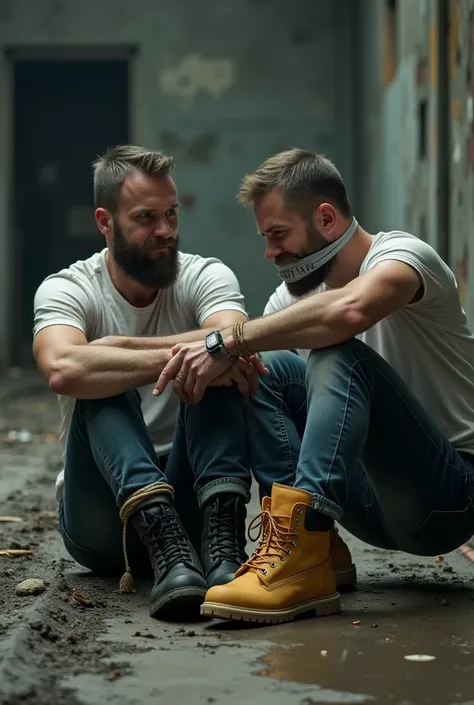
[{"x1": 232, "y1": 321, "x2": 252, "y2": 359}]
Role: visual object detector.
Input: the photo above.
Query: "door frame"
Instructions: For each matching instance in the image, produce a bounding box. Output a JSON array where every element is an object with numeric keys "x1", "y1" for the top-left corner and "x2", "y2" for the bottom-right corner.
[{"x1": 4, "y1": 45, "x2": 137, "y2": 365}]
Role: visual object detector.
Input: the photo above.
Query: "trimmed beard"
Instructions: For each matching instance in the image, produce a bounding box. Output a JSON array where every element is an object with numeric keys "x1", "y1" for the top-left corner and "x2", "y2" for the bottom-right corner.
[
  {"x1": 284, "y1": 222, "x2": 336, "y2": 297},
  {"x1": 112, "y1": 217, "x2": 180, "y2": 290}
]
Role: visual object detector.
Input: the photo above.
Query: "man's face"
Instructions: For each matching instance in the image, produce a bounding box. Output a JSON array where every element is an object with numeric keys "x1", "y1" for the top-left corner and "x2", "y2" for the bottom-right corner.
[
  {"x1": 110, "y1": 171, "x2": 180, "y2": 290},
  {"x1": 255, "y1": 189, "x2": 336, "y2": 297}
]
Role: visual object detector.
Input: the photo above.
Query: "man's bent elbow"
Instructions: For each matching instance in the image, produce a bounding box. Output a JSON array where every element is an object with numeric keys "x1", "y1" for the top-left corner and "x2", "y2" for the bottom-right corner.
[
  {"x1": 47, "y1": 358, "x2": 82, "y2": 396},
  {"x1": 328, "y1": 300, "x2": 371, "y2": 341}
]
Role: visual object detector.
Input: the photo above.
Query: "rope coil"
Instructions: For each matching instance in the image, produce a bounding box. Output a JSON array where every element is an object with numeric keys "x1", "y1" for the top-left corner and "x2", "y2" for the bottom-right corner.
[{"x1": 118, "y1": 481, "x2": 175, "y2": 593}]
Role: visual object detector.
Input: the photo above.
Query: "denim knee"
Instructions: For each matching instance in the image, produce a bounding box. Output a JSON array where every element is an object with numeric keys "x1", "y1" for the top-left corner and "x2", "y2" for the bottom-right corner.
[
  {"x1": 58, "y1": 501, "x2": 124, "y2": 574},
  {"x1": 260, "y1": 350, "x2": 307, "y2": 388}
]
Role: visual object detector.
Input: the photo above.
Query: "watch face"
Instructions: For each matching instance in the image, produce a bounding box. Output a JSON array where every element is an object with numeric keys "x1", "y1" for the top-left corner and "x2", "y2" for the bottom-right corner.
[{"x1": 207, "y1": 333, "x2": 218, "y2": 348}]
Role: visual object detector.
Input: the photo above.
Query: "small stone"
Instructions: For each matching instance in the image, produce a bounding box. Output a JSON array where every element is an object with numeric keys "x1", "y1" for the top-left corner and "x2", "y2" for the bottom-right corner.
[
  {"x1": 372, "y1": 623, "x2": 379, "y2": 628},
  {"x1": 441, "y1": 599, "x2": 450, "y2": 606},
  {"x1": 15, "y1": 579, "x2": 46, "y2": 596},
  {"x1": 352, "y1": 620, "x2": 361, "y2": 626},
  {"x1": 321, "y1": 650, "x2": 328, "y2": 656}
]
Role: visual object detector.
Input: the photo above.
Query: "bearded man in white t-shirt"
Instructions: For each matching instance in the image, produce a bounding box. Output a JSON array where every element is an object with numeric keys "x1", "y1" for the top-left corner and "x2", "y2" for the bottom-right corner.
[
  {"x1": 156, "y1": 148, "x2": 474, "y2": 625},
  {"x1": 33, "y1": 144, "x2": 269, "y2": 620}
]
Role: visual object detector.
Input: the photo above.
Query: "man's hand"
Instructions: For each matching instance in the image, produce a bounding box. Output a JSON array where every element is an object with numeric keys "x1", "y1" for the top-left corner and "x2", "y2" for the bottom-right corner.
[{"x1": 153, "y1": 341, "x2": 269, "y2": 404}]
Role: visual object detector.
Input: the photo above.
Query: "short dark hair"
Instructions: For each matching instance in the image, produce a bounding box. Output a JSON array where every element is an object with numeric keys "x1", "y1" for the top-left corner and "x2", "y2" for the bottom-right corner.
[
  {"x1": 92, "y1": 144, "x2": 174, "y2": 213},
  {"x1": 239, "y1": 148, "x2": 351, "y2": 218}
]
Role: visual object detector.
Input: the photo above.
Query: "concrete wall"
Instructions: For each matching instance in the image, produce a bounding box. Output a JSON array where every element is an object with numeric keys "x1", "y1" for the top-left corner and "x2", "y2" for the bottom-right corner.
[
  {"x1": 0, "y1": 0, "x2": 356, "y2": 365},
  {"x1": 357, "y1": 0, "x2": 439, "y2": 249},
  {"x1": 449, "y1": 0, "x2": 474, "y2": 321},
  {"x1": 357, "y1": 0, "x2": 474, "y2": 323}
]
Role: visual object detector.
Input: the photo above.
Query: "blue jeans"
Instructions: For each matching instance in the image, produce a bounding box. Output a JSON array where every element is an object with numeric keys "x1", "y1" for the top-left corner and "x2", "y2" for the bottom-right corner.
[
  {"x1": 246, "y1": 343, "x2": 474, "y2": 556},
  {"x1": 58, "y1": 385, "x2": 251, "y2": 574}
]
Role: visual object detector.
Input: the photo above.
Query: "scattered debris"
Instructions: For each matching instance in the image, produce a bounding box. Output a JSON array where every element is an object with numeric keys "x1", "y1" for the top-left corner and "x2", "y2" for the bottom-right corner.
[
  {"x1": 435, "y1": 556, "x2": 444, "y2": 564},
  {"x1": 404, "y1": 654, "x2": 436, "y2": 662},
  {"x1": 40, "y1": 432, "x2": 59, "y2": 443},
  {"x1": 0, "y1": 516, "x2": 24, "y2": 523},
  {"x1": 6, "y1": 429, "x2": 32, "y2": 443},
  {"x1": 133, "y1": 631, "x2": 156, "y2": 639},
  {"x1": 352, "y1": 620, "x2": 361, "y2": 626},
  {"x1": 107, "y1": 671, "x2": 121, "y2": 681},
  {"x1": 15, "y1": 578, "x2": 46, "y2": 596},
  {"x1": 372, "y1": 623, "x2": 379, "y2": 628},
  {"x1": 441, "y1": 599, "x2": 450, "y2": 606},
  {"x1": 71, "y1": 590, "x2": 95, "y2": 608},
  {"x1": 320, "y1": 650, "x2": 328, "y2": 656},
  {"x1": 0, "y1": 549, "x2": 33, "y2": 557}
]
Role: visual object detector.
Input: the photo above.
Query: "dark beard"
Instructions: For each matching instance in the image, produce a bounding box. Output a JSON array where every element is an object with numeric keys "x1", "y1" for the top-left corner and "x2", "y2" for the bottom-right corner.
[
  {"x1": 285, "y1": 258, "x2": 335, "y2": 297},
  {"x1": 112, "y1": 219, "x2": 180, "y2": 290},
  {"x1": 284, "y1": 221, "x2": 336, "y2": 297}
]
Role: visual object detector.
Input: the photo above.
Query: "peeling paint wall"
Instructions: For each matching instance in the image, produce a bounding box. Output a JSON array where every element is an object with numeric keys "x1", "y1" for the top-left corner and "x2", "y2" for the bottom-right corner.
[
  {"x1": 449, "y1": 0, "x2": 474, "y2": 320},
  {"x1": 357, "y1": 0, "x2": 438, "y2": 249},
  {"x1": 0, "y1": 0, "x2": 356, "y2": 364},
  {"x1": 358, "y1": 0, "x2": 474, "y2": 323}
]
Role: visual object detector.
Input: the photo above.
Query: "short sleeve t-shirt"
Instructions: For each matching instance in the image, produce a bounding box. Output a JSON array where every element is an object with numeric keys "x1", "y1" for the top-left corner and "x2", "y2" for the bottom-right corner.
[
  {"x1": 33, "y1": 249, "x2": 247, "y2": 498},
  {"x1": 263, "y1": 230, "x2": 474, "y2": 455}
]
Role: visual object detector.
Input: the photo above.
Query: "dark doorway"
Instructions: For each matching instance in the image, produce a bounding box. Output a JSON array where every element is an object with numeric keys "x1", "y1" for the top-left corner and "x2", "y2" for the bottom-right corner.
[{"x1": 13, "y1": 57, "x2": 129, "y2": 364}]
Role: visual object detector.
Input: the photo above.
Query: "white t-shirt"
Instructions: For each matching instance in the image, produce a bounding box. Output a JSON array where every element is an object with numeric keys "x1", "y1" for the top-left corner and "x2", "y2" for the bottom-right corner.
[
  {"x1": 33, "y1": 249, "x2": 247, "y2": 499},
  {"x1": 264, "y1": 230, "x2": 474, "y2": 455}
]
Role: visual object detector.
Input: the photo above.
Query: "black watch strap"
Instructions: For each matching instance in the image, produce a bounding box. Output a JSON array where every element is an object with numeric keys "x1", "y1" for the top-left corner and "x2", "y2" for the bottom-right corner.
[{"x1": 205, "y1": 331, "x2": 237, "y2": 361}]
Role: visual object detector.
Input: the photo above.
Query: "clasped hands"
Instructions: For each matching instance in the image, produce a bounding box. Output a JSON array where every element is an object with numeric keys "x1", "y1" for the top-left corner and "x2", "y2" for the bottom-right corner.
[{"x1": 153, "y1": 340, "x2": 269, "y2": 404}]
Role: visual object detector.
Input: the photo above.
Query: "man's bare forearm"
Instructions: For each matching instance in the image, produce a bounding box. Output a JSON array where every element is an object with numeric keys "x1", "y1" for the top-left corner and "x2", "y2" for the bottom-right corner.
[
  {"x1": 223, "y1": 289, "x2": 364, "y2": 354},
  {"x1": 103, "y1": 328, "x2": 213, "y2": 350},
  {"x1": 49, "y1": 344, "x2": 171, "y2": 399}
]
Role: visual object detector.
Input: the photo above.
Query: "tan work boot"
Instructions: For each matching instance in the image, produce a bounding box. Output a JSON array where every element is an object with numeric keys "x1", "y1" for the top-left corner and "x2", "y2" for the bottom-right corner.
[
  {"x1": 331, "y1": 527, "x2": 357, "y2": 589},
  {"x1": 200, "y1": 484, "x2": 341, "y2": 624}
]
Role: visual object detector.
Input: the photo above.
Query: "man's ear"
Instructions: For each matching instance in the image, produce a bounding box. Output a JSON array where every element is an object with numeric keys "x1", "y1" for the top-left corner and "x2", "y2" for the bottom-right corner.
[{"x1": 95, "y1": 208, "x2": 113, "y2": 235}]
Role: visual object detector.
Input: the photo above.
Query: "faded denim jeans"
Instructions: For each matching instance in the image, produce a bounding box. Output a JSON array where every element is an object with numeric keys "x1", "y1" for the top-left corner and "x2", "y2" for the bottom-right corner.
[
  {"x1": 58, "y1": 385, "x2": 251, "y2": 575},
  {"x1": 246, "y1": 343, "x2": 474, "y2": 556}
]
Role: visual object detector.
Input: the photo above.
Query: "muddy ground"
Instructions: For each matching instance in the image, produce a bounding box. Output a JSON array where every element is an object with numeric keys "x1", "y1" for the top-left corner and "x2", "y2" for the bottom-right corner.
[{"x1": 0, "y1": 371, "x2": 473, "y2": 705}]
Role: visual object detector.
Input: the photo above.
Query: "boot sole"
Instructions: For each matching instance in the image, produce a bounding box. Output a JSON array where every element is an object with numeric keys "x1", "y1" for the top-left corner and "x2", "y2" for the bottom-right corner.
[
  {"x1": 334, "y1": 564, "x2": 357, "y2": 590},
  {"x1": 200, "y1": 592, "x2": 341, "y2": 625},
  {"x1": 150, "y1": 586, "x2": 207, "y2": 619}
]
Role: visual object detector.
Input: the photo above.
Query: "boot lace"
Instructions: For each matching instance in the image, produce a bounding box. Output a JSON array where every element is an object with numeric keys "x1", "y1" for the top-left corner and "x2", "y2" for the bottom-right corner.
[
  {"x1": 243, "y1": 508, "x2": 300, "y2": 575},
  {"x1": 144, "y1": 509, "x2": 194, "y2": 573},
  {"x1": 208, "y1": 501, "x2": 246, "y2": 564}
]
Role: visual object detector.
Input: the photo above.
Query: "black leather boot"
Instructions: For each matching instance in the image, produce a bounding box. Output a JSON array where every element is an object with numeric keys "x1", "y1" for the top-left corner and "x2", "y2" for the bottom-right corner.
[
  {"x1": 201, "y1": 493, "x2": 248, "y2": 588},
  {"x1": 132, "y1": 496, "x2": 207, "y2": 618}
]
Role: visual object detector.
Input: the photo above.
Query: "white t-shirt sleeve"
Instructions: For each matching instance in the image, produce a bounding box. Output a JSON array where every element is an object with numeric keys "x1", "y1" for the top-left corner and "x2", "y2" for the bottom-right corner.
[
  {"x1": 183, "y1": 258, "x2": 248, "y2": 327},
  {"x1": 263, "y1": 292, "x2": 282, "y2": 316},
  {"x1": 263, "y1": 283, "x2": 301, "y2": 316},
  {"x1": 33, "y1": 274, "x2": 96, "y2": 339},
  {"x1": 363, "y1": 232, "x2": 455, "y2": 306}
]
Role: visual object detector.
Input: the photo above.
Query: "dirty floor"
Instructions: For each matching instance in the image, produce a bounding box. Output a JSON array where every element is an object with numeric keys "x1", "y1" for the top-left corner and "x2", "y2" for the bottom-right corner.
[{"x1": 0, "y1": 372, "x2": 473, "y2": 705}]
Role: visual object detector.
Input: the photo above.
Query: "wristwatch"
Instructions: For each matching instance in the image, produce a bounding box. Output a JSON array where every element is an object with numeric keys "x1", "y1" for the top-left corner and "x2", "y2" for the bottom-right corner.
[{"x1": 205, "y1": 331, "x2": 237, "y2": 361}]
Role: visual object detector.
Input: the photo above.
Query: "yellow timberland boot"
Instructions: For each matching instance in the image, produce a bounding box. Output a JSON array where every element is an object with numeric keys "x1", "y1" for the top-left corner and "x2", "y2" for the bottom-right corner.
[
  {"x1": 331, "y1": 527, "x2": 357, "y2": 589},
  {"x1": 200, "y1": 484, "x2": 341, "y2": 624}
]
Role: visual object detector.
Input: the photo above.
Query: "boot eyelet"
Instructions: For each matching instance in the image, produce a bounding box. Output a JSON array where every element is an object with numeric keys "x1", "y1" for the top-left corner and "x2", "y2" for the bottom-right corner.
[
  {"x1": 295, "y1": 532, "x2": 300, "y2": 537},
  {"x1": 270, "y1": 562, "x2": 277, "y2": 568},
  {"x1": 261, "y1": 568, "x2": 268, "y2": 575},
  {"x1": 295, "y1": 519, "x2": 300, "y2": 526},
  {"x1": 297, "y1": 508, "x2": 303, "y2": 514},
  {"x1": 280, "y1": 556, "x2": 286, "y2": 562},
  {"x1": 292, "y1": 541, "x2": 297, "y2": 546},
  {"x1": 287, "y1": 550, "x2": 292, "y2": 555}
]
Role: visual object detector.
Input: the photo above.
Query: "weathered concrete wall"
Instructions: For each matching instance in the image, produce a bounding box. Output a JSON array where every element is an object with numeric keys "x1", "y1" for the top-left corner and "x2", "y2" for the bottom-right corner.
[
  {"x1": 0, "y1": 0, "x2": 356, "y2": 365},
  {"x1": 358, "y1": 0, "x2": 474, "y2": 322},
  {"x1": 357, "y1": 0, "x2": 438, "y2": 248},
  {"x1": 449, "y1": 0, "x2": 474, "y2": 320}
]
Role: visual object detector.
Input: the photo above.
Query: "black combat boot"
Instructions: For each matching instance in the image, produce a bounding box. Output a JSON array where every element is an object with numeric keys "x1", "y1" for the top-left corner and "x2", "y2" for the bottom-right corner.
[
  {"x1": 132, "y1": 495, "x2": 207, "y2": 618},
  {"x1": 201, "y1": 493, "x2": 248, "y2": 588}
]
